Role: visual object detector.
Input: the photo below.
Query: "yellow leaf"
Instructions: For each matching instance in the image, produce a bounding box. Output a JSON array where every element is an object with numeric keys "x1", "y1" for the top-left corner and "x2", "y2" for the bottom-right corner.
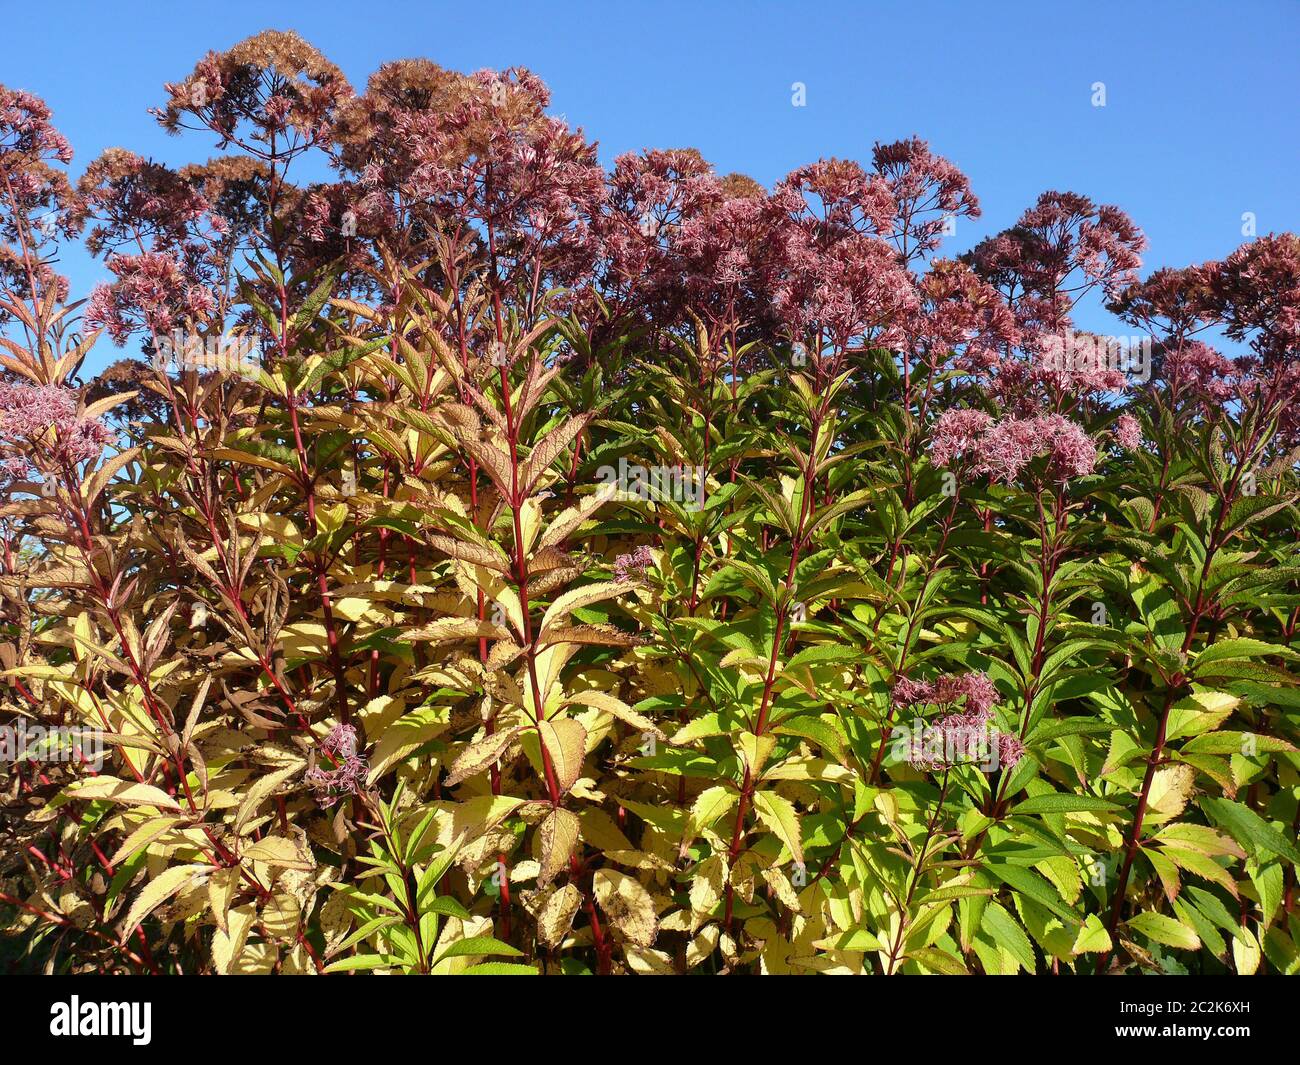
[
  {"x1": 736, "y1": 732, "x2": 777, "y2": 777},
  {"x1": 211, "y1": 902, "x2": 257, "y2": 975},
  {"x1": 235, "y1": 762, "x2": 304, "y2": 835},
  {"x1": 689, "y1": 854, "x2": 725, "y2": 932},
  {"x1": 1232, "y1": 926, "x2": 1261, "y2": 975},
  {"x1": 1071, "y1": 914, "x2": 1113, "y2": 955},
  {"x1": 405, "y1": 617, "x2": 510, "y2": 644},
  {"x1": 65, "y1": 777, "x2": 182, "y2": 812},
  {"x1": 260, "y1": 892, "x2": 301, "y2": 942},
  {"x1": 536, "y1": 884, "x2": 583, "y2": 948},
  {"x1": 230, "y1": 941, "x2": 278, "y2": 974},
  {"x1": 593, "y1": 869, "x2": 659, "y2": 948},
  {"x1": 538, "y1": 481, "x2": 619, "y2": 550},
  {"x1": 539, "y1": 581, "x2": 627, "y2": 641},
  {"x1": 752, "y1": 790, "x2": 803, "y2": 864},
  {"x1": 208, "y1": 866, "x2": 241, "y2": 935},
  {"x1": 534, "y1": 809, "x2": 580, "y2": 888},
  {"x1": 108, "y1": 816, "x2": 185, "y2": 866},
  {"x1": 537, "y1": 718, "x2": 587, "y2": 794},
  {"x1": 443, "y1": 726, "x2": 521, "y2": 788},
  {"x1": 242, "y1": 835, "x2": 313, "y2": 870},
  {"x1": 563, "y1": 689, "x2": 664, "y2": 739},
  {"x1": 209, "y1": 447, "x2": 295, "y2": 476},
  {"x1": 1147, "y1": 763, "x2": 1196, "y2": 822},
  {"x1": 121, "y1": 863, "x2": 212, "y2": 939},
  {"x1": 365, "y1": 705, "x2": 451, "y2": 784},
  {"x1": 680, "y1": 786, "x2": 738, "y2": 859}
]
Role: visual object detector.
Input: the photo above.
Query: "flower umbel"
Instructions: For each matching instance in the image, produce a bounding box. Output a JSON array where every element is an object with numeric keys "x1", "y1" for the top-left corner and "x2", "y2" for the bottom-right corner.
[{"x1": 305, "y1": 723, "x2": 368, "y2": 806}]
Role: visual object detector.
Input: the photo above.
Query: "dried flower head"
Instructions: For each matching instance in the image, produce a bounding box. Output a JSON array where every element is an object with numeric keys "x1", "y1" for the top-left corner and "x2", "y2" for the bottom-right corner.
[{"x1": 154, "y1": 31, "x2": 351, "y2": 155}]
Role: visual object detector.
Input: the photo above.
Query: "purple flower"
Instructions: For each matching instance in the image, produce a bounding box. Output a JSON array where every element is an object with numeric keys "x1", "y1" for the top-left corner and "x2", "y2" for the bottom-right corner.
[
  {"x1": 904, "y1": 713, "x2": 989, "y2": 771},
  {"x1": 1038, "y1": 414, "x2": 1098, "y2": 481},
  {"x1": 932, "y1": 671, "x2": 999, "y2": 721},
  {"x1": 972, "y1": 416, "x2": 1043, "y2": 484},
  {"x1": 305, "y1": 722, "x2": 368, "y2": 806},
  {"x1": 929, "y1": 408, "x2": 993, "y2": 470},
  {"x1": 0, "y1": 382, "x2": 114, "y2": 466},
  {"x1": 891, "y1": 675, "x2": 935, "y2": 708},
  {"x1": 1113, "y1": 413, "x2": 1142, "y2": 451},
  {"x1": 613, "y1": 544, "x2": 655, "y2": 583},
  {"x1": 995, "y1": 732, "x2": 1026, "y2": 769},
  {"x1": 892, "y1": 670, "x2": 999, "y2": 719},
  {"x1": 895, "y1": 671, "x2": 1007, "y2": 773},
  {"x1": 933, "y1": 412, "x2": 1097, "y2": 485}
]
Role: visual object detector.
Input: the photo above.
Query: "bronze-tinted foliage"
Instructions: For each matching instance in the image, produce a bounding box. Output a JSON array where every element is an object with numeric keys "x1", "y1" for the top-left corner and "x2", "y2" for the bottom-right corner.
[{"x1": 1, "y1": 33, "x2": 1299, "y2": 977}]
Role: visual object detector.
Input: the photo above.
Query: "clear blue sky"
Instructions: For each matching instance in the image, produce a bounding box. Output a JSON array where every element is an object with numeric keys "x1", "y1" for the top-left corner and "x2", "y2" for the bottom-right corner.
[{"x1": 6, "y1": 0, "x2": 1297, "y2": 371}]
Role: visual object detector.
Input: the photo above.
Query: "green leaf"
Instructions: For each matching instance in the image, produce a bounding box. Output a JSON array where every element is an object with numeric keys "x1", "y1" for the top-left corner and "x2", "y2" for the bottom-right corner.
[
  {"x1": 981, "y1": 901, "x2": 1036, "y2": 973},
  {"x1": 292, "y1": 271, "x2": 339, "y2": 333},
  {"x1": 1126, "y1": 911, "x2": 1200, "y2": 951},
  {"x1": 1200, "y1": 797, "x2": 1300, "y2": 865},
  {"x1": 1071, "y1": 914, "x2": 1113, "y2": 955},
  {"x1": 433, "y1": 935, "x2": 524, "y2": 965},
  {"x1": 1009, "y1": 794, "x2": 1121, "y2": 817},
  {"x1": 323, "y1": 954, "x2": 391, "y2": 973},
  {"x1": 988, "y1": 863, "x2": 1080, "y2": 925},
  {"x1": 1195, "y1": 637, "x2": 1295, "y2": 669}
]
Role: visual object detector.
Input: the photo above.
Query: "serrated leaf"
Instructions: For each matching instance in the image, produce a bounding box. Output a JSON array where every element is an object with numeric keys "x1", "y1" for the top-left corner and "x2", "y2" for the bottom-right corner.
[
  {"x1": 443, "y1": 726, "x2": 521, "y2": 788},
  {"x1": 1126, "y1": 911, "x2": 1200, "y2": 951},
  {"x1": 593, "y1": 869, "x2": 658, "y2": 947},
  {"x1": 534, "y1": 808, "x2": 580, "y2": 888},
  {"x1": 751, "y1": 790, "x2": 803, "y2": 864},
  {"x1": 537, "y1": 718, "x2": 587, "y2": 794},
  {"x1": 64, "y1": 777, "x2": 181, "y2": 812},
  {"x1": 121, "y1": 863, "x2": 211, "y2": 939}
]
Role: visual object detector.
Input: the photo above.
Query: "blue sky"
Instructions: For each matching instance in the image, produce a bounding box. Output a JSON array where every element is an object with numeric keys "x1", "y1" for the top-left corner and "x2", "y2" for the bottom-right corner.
[{"x1": 6, "y1": 0, "x2": 1298, "y2": 371}]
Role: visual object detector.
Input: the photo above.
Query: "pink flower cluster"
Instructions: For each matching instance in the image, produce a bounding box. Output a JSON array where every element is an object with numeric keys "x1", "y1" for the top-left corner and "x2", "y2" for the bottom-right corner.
[
  {"x1": 1109, "y1": 239, "x2": 1300, "y2": 447},
  {"x1": 75, "y1": 149, "x2": 209, "y2": 257},
  {"x1": 85, "y1": 251, "x2": 215, "y2": 344},
  {"x1": 872, "y1": 136, "x2": 980, "y2": 261},
  {"x1": 0, "y1": 83, "x2": 79, "y2": 312},
  {"x1": 0, "y1": 86, "x2": 73, "y2": 165},
  {"x1": 0, "y1": 382, "x2": 113, "y2": 466},
  {"x1": 967, "y1": 192, "x2": 1146, "y2": 332},
  {"x1": 767, "y1": 160, "x2": 917, "y2": 348},
  {"x1": 926, "y1": 408, "x2": 993, "y2": 469},
  {"x1": 1113, "y1": 413, "x2": 1142, "y2": 451},
  {"x1": 891, "y1": 670, "x2": 999, "y2": 719},
  {"x1": 908, "y1": 259, "x2": 1019, "y2": 375},
  {"x1": 612, "y1": 545, "x2": 655, "y2": 583},
  {"x1": 891, "y1": 671, "x2": 1024, "y2": 772},
  {"x1": 930, "y1": 409, "x2": 1097, "y2": 485},
  {"x1": 1161, "y1": 340, "x2": 1237, "y2": 402},
  {"x1": 304, "y1": 722, "x2": 368, "y2": 806},
  {"x1": 386, "y1": 65, "x2": 607, "y2": 297}
]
